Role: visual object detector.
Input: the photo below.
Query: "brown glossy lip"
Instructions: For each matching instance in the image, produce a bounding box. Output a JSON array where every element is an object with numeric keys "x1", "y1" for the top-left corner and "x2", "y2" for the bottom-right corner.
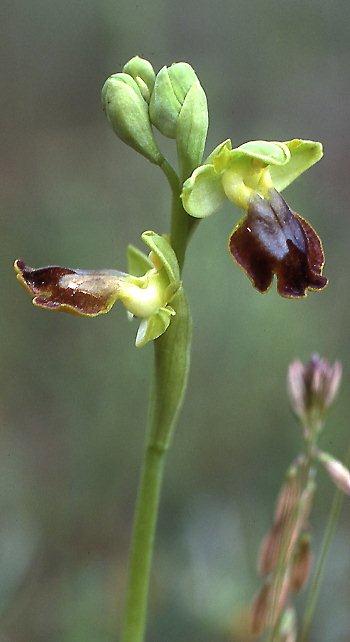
[
  {"x1": 228, "y1": 189, "x2": 327, "y2": 298},
  {"x1": 14, "y1": 260, "x2": 123, "y2": 316}
]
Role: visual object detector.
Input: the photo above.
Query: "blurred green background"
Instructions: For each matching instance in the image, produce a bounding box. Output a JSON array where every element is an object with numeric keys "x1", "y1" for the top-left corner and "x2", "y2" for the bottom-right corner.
[{"x1": 2, "y1": 0, "x2": 350, "y2": 640}]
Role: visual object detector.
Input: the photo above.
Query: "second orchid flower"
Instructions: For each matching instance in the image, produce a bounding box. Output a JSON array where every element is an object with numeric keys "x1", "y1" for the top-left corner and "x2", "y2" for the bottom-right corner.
[{"x1": 14, "y1": 231, "x2": 181, "y2": 348}]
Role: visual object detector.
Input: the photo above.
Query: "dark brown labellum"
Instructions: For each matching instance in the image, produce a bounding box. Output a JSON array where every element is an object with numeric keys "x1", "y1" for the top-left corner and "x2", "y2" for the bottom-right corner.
[
  {"x1": 229, "y1": 189, "x2": 327, "y2": 298},
  {"x1": 14, "y1": 260, "x2": 124, "y2": 316}
]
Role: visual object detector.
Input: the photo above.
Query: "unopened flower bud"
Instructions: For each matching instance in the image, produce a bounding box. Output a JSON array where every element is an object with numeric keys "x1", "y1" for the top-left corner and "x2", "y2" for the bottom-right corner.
[
  {"x1": 150, "y1": 63, "x2": 197, "y2": 138},
  {"x1": 259, "y1": 516, "x2": 302, "y2": 578},
  {"x1": 290, "y1": 533, "x2": 313, "y2": 592},
  {"x1": 287, "y1": 355, "x2": 342, "y2": 427},
  {"x1": 123, "y1": 56, "x2": 155, "y2": 102},
  {"x1": 149, "y1": 62, "x2": 208, "y2": 177},
  {"x1": 251, "y1": 573, "x2": 290, "y2": 636},
  {"x1": 101, "y1": 73, "x2": 161, "y2": 164},
  {"x1": 258, "y1": 467, "x2": 303, "y2": 576},
  {"x1": 275, "y1": 466, "x2": 301, "y2": 523},
  {"x1": 258, "y1": 522, "x2": 285, "y2": 576},
  {"x1": 251, "y1": 583, "x2": 270, "y2": 636},
  {"x1": 318, "y1": 452, "x2": 350, "y2": 495}
]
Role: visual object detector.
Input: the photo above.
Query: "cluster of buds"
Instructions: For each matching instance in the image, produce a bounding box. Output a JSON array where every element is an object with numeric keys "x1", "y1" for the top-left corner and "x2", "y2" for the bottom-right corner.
[
  {"x1": 102, "y1": 56, "x2": 208, "y2": 179},
  {"x1": 251, "y1": 355, "x2": 347, "y2": 640}
]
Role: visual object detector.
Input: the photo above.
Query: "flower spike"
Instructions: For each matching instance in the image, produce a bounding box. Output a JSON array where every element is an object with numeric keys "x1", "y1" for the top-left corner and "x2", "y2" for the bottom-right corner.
[{"x1": 14, "y1": 231, "x2": 181, "y2": 348}]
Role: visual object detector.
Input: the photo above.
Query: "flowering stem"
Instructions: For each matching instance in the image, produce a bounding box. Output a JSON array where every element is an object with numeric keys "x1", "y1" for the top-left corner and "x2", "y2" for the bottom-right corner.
[
  {"x1": 158, "y1": 156, "x2": 197, "y2": 270},
  {"x1": 299, "y1": 442, "x2": 350, "y2": 642},
  {"x1": 120, "y1": 445, "x2": 166, "y2": 642},
  {"x1": 170, "y1": 191, "x2": 197, "y2": 271},
  {"x1": 120, "y1": 162, "x2": 193, "y2": 642}
]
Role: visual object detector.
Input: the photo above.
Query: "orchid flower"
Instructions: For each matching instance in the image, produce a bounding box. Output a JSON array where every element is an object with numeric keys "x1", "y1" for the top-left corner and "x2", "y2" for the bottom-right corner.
[
  {"x1": 14, "y1": 231, "x2": 180, "y2": 348},
  {"x1": 181, "y1": 139, "x2": 327, "y2": 298}
]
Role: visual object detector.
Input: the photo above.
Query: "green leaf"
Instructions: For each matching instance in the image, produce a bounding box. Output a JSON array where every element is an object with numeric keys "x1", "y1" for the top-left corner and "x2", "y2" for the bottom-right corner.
[
  {"x1": 127, "y1": 244, "x2": 153, "y2": 277},
  {"x1": 141, "y1": 231, "x2": 180, "y2": 284},
  {"x1": 181, "y1": 164, "x2": 226, "y2": 218},
  {"x1": 176, "y1": 80, "x2": 209, "y2": 179},
  {"x1": 269, "y1": 139, "x2": 323, "y2": 191},
  {"x1": 234, "y1": 140, "x2": 291, "y2": 166},
  {"x1": 135, "y1": 306, "x2": 175, "y2": 347}
]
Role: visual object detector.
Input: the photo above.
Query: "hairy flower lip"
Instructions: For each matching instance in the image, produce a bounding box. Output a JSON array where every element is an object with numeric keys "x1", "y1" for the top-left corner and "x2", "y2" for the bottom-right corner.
[{"x1": 228, "y1": 189, "x2": 328, "y2": 298}]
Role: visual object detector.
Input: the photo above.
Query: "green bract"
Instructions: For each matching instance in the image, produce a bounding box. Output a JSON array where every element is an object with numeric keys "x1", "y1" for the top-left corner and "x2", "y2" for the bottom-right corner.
[
  {"x1": 149, "y1": 62, "x2": 208, "y2": 178},
  {"x1": 101, "y1": 72, "x2": 161, "y2": 164},
  {"x1": 181, "y1": 138, "x2": 323, "y2": 217},
  {"x1": 270, "y1": 139, "x2": 324, "y2": 192}
]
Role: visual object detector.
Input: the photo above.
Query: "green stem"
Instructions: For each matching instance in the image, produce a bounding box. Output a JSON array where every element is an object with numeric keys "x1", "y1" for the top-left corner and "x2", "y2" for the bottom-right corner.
[
  {"x1": 159, "y1": 157, "x2": 180, "y2": 196},
  {"x1": 170, "y1": 192, "x2": 197, "y2": 271},
  {"x1": 120, "y1": 289, "x2": 192, "y2": 642},
  {"x1": 120, "y1": 444, "x2": 166, "y2": 642},
  {"x1": 159, "y1": 156, "x2": 197, "y2": 271},
  {"x1": 120, "y1": 154, "x2": 193, "y2": 641},
  {"x1": 299, "y1": 443, "x2": 350, "y2": 642}
]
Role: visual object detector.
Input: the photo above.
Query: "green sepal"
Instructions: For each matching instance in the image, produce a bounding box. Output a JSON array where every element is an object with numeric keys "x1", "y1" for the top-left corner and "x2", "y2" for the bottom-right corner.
[
  {"x1": 141, "y1": 231, "x2": 180, "y2": 284},
  {"x1": 181, "y1": 164, "x2": 225, "y2": 218},
  {"x1": 135, "y1": 305, "x2": 175, "y2": 348},
  {"x1": 181, "y1": 137, "x2": 323, "y2": 219},
  {"x1": 127, "y1": 244, "x2": 153, "y2": 277},
  {"x1": 205, "y1": 138, "x2": 232, "y2": 167},
  {"x1": 101, "y1": 73, "x2": 161, "y2": 164},
  {"x1": 149, "y1": 63, "x2": 198, "y2": 138},
  {"x1": 122, "y1": 56, "x2": 155, "y2": 102},
  {"x1": 232, "y1": 140, "x2": 290, "y2": 166},
  {"x1": 269, "y1": 139, "x2": 323, "y2": 191},
  {"x1": 206, "y1": 139, "x2": 290, "y2": 172},
  {"x1": 177, "y1": 80, "x2": 208, "y2": 179}
]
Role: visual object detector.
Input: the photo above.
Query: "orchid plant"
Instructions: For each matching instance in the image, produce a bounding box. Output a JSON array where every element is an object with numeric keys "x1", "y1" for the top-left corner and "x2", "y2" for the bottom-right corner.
[{"x1": 14, "y1": 57, "x2": 330, "y2": 642}]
